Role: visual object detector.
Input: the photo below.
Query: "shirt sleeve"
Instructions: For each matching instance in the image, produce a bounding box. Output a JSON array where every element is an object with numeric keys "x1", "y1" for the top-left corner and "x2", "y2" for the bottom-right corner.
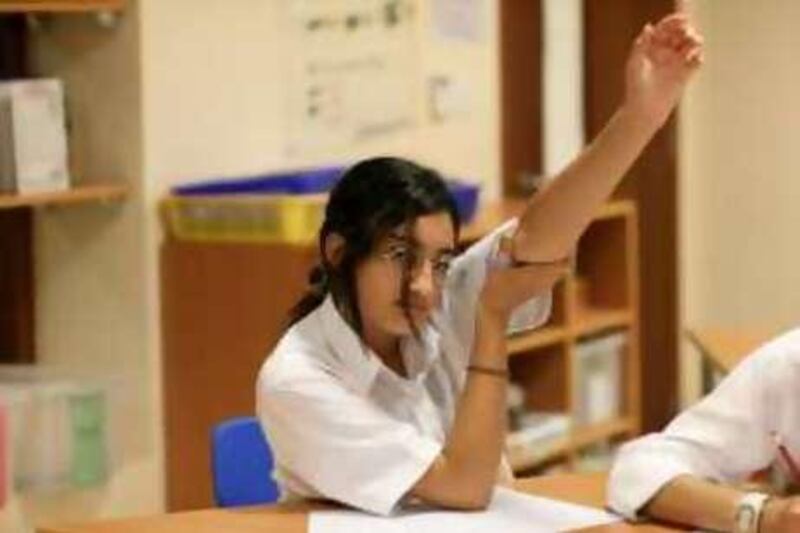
[
  {"x1": 442, "y1": 218, "x2": 552, "y2": 368},
  {"x1": 607, "y1": 336, "x2": 792, "y2": 519},
  {"x1": 258, "y1": 378, "x2": 442, "y2": 516}
]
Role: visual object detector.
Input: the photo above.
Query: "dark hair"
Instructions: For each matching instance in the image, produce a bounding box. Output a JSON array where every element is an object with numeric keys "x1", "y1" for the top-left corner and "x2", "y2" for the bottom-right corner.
[{"x1": 287, "y1": 157, "x2": 460, "y2": 336}]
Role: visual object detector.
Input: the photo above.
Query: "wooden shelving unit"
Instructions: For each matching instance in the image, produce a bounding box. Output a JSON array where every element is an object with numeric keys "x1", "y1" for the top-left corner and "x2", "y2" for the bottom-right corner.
[
  {"x1": 498, "y1": 199, "x2": 640, "y2": 474},
  {"x1": 0, "y1": 1, "x2": 124, "y2": 13},
  {"x1": 507, "y1": 326, "x2": 567, "y2": 356},
  {"x1": 0, "y1": 1, "x2": 129, "y2": 364},
  {"x1": 0, "y1": 183, "x2": 128, "y2": 209},
  {"x1": 574, "y1": 309, "x2": 632, "y2": 338},
  {"x1": 507, "y1": 416, "x2": 635, "y2": 471}
]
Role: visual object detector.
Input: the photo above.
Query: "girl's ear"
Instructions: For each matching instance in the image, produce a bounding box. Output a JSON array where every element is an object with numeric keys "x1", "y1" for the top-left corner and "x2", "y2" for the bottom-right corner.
[{"x1": 323, "y1": 232, "x2": 346, "y2": 266}]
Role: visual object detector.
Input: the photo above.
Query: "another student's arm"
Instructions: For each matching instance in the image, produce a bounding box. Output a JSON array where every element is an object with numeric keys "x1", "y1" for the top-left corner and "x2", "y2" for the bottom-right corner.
[
  {"x1": 510, "y1": 11, "x2": 703, "y2": 263},
  {"x1": 644, "y1": 475, "x2": 750, "y2": 531},
  {"x1": 411, "y1": 260, "x2": 568, "y2": 509},
  {"x1": 608, "y1": 333, "x2": 800, "y2": 531},
  {"x1": 646, "y1": 476, "x2": 800, "y2": 532}
]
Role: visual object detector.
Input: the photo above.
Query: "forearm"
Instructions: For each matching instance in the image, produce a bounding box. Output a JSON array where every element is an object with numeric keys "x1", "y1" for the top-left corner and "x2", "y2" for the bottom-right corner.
[
  {"x1": 644, "y1": 475, "x2": 743, "y2": 532},
  {"x1": 444, "y1": 309, "x2": 508, "y2": 479},
  {"x1": 513, "y1": 105, "x2": 662, "y2": 262},
  {"x1": 412, "y1": 308, "x2": 508, "y2": 508}
]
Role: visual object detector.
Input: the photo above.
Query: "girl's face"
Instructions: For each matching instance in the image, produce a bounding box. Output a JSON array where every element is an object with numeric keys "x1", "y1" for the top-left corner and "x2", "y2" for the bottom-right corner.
[{"x1": 356, "y1": 212, "x2": 456, "y2": 350}]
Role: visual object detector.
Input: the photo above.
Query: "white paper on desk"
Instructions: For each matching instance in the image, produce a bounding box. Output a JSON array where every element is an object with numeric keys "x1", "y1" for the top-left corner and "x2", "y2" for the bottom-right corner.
[{"x1": 309, "y1": 487, "x2": 620, "y2": 533}]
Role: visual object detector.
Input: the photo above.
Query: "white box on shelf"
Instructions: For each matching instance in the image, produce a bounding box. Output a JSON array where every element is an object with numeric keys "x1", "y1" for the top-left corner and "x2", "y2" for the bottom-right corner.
[
  {"x1": 505, "y1": 411, "x2": 571, "y2": 468},
  {"x1": 576, "y1": 441, "x2": 617, "y2": 473},
  {"x1": 0, "y1": 78, "x2": 70, "y2": 194},
  {"x1": 573, "y1": 332, "x2": 626, "y2": 426}
]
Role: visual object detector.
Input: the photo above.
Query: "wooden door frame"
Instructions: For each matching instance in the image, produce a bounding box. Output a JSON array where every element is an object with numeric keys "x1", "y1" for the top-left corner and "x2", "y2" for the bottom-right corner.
[
  {"x1": 583, "y1": 0, "x2": 679, "y2": 432},
  {"x1": 499, "y1": 1, "x2": 542, "y2": 197}
]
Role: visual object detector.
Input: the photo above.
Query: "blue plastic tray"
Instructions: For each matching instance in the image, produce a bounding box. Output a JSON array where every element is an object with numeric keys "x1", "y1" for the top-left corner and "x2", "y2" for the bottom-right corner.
[
  {"x1": 172, "y1": 167, "x2": 344, "y2": 196},
  {"x1": 172, "y1": 167, "x2": 480, "y2": 222},
  {"x1": 447, "y1": 180, "x2": 480, "y2": 223}
]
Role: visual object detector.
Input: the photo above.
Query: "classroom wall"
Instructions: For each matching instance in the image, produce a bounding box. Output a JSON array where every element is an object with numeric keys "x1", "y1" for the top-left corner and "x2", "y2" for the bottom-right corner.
[
  {"x1": 139, "y1": 0, "x2": 500, "y2": 197},
  {"x1": 1, "y1": 1, "x2": 501, "y2": 530},
  {"x1": 680, "y1": 0, "x2": 800, "y2": 402}
]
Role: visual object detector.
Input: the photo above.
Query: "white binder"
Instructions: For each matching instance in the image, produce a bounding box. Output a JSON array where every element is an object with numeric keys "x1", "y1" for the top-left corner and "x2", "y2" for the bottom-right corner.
[{"x1": 0, "y1": 79, "x2": 70, "y2": 194}]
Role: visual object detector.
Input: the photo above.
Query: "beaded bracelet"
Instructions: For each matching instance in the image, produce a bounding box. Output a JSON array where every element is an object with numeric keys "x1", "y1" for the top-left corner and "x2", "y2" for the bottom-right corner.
[{"x1": 467, "y1": 364, "x2": 510, "y2": 379}]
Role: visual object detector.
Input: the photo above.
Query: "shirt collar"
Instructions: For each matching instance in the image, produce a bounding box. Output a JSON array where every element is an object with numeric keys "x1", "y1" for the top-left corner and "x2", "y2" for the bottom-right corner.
[{"x1": 316, "y1": 295, "x2": 442, "y2": 393}]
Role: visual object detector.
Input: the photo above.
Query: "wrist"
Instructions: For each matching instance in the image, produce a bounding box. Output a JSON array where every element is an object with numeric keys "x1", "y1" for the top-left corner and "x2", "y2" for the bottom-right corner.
[
  {"x1": 616, "y1": 101, "x2": 668, "y2": 136},
  {"x1": 475, "y1": 302, "x2": 510, "y2": 330},
  {"x1": 471, "y1": 306, "x2": 508, "y2": 366},
  {"x1": 759, "y1": 497, "x2": 782, "y2": 533},
  {"x1": 733, "y1": 492, "x2": 772, "y2": 533}
]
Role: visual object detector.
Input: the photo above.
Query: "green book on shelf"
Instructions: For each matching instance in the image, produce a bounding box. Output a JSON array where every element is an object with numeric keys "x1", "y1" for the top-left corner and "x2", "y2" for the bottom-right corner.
[{"x1": 69, "y1": 389, "x2": 107, "y2": 487}]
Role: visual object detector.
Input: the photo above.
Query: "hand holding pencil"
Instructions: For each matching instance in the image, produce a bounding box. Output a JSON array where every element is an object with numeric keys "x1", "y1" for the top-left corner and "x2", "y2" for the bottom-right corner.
[{"x1": 759, "y1": 434, "x2": 800, "y2": 532}]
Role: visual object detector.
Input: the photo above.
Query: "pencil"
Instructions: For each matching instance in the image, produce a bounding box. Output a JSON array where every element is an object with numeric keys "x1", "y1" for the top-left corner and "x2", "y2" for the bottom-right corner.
[{"x1": 772, "y1": 432, "x2": 800, "y2": 484}]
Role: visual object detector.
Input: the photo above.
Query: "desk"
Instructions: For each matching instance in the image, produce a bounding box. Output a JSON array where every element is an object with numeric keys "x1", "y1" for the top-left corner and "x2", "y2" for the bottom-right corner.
[
  {"x1": 686, "y1": 327, "x2": 773, "y2": 392},
  {"x1": 38, "y1": 473, "x2": 682, "y2": 533}
]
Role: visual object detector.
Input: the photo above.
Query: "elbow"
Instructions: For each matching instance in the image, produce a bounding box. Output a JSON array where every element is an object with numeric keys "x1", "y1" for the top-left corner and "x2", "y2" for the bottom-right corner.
[
  {"x1": 444, "y1": 485, "x2": 494, "y2": 511},
  {"x1": 463, "y1": 494, "x2": 492, "y2": 511},
  {"x1": 414, "y1": 455, "x2": 496, "y2": 511}
]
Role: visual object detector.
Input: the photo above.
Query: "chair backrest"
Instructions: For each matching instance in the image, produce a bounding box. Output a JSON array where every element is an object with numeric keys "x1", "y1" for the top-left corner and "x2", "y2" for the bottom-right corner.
[{"x1": 210, "y1": 416, "x2": 280, "y2": 507}]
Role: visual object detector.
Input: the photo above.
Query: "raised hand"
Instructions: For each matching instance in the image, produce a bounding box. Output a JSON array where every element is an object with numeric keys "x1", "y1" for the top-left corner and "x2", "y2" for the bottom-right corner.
[{"x1": 624, "y1": 9, "x2": 704, "y2": 128}]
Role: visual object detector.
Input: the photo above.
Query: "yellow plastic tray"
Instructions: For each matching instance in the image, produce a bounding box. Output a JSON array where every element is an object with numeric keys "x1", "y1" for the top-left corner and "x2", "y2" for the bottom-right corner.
[{"x1": 161, "y1": 193, "x2": 327, "y2": 244}]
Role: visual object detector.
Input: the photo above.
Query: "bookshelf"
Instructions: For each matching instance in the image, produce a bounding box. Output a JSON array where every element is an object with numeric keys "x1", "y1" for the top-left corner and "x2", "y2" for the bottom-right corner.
[
  {"x1": 0, "y1": 2, "x2": 129, "y2": 363},
  {"x1": 0, "y1": 183, "x2": 128, "y2": 209},
  {"x1": 0, "y1": 1, "x2": 124, "y2": 13}
]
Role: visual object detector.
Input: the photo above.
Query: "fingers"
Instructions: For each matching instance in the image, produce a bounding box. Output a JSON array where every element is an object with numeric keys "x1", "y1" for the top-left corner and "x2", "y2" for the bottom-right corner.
[
  {"x1": 656, "y1": 12, "x2": 689, "y2": 32},
  {"x1": 676, "y1": 32, "x2": 704, "y2": 68},
  {"x1": 653, "y1": 11, "x2": 702, "y2": 46},
  {"x1": 482, "y1": 256, "x2": 571, "y2": 315},
  {"x1": 499, "y1": 257, "x2": 572, "y2": 287},
  {"x1": 633, "y1": 23, "x2": 654, "y2": 53},
  {"x1": 642, "y1": 10, "x2": 703, "y2": 68},
  {"x1": 685, "y1": 46, "x2": 704, "y2": 69}
]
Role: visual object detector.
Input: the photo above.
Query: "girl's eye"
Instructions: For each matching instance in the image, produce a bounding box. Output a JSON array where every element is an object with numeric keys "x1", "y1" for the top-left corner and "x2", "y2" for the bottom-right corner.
[
  {"x1": 433, "y1": 258, "x2": 452, "y2": 275},
  {"x1": 386, "y1": 245, "x2": 412, "y2": 263}
]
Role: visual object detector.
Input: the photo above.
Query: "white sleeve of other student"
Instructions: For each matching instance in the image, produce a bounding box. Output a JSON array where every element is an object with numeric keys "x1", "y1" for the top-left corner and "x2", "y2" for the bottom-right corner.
[{"x1": 607, "y1": 330, "x2": 800, "y2": 519}]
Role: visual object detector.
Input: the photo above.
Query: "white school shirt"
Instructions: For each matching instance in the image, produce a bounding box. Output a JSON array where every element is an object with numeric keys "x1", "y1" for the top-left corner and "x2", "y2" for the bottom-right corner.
[
  {"x1": 608, "y1": 327, "x2": 800, "y2": 519},
  {"x1": 256, "y1": 219, "x2": 551, "y2": 516}
]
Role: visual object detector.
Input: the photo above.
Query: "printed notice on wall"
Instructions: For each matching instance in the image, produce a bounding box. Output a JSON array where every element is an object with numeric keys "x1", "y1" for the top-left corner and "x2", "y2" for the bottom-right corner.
[
  {"x1": 431, "y1": 0, "x2": 484, "y2": 43},
  {"x1": 282, "y1": 0, "x2": 421, "y2": 156}
]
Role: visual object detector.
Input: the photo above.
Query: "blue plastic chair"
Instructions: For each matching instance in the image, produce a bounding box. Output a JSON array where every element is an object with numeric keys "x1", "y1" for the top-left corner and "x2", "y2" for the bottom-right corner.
[{"x1": 211, "y1": 416, "x2": 280, "y2": 507}]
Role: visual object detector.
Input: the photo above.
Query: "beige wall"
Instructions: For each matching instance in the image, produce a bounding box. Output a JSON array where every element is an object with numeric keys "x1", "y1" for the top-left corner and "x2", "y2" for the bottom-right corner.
[
  {"x1": 2, "y1": 1, "x2": 501, "y2": 531},
  {"x1": 680, "y1": 0, "x2": 800, "y2": 402},
  {"x1": 139, "y1": 1, "x2": 500, "y2": 196}
]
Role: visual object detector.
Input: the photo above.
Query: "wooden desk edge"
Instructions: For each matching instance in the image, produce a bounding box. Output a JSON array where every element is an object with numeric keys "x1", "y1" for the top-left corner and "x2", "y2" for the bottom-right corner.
[
  {"x1": 36, "y1": 472, "x2": 677, "y2": 532},
  {"x1": 686, "y1": 327, "x2": 774, "y2": 373}
]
